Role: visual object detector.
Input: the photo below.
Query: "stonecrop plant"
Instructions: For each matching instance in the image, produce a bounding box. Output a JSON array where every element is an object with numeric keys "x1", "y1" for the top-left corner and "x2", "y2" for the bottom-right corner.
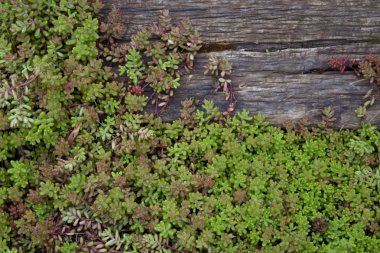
[
  {"x1": 0, "y1": 0, "x2": 379, "y2": 253},
  {"x1": 99, "y1": 8, "x2": 202, "y2": 114}
]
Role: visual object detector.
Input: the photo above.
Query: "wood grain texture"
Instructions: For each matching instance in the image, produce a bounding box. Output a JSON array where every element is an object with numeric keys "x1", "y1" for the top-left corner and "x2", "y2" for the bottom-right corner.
[
  {"x1": 101, "y1": 0, "x2": 380, "y2": 49},
  {"x1": 100, "y1": 0, "x2": 380, "y2": 128}
]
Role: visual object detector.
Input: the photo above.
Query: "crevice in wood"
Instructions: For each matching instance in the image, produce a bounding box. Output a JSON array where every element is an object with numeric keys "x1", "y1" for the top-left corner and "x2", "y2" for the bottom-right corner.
[
  {"x1": 197, "y1": 39, "x2": 380, "y2": 55},
  {"x1": 232, "y1": 39, "x2": 380, "y2": 53},
  {"x1": 302, "y1": 68, "x2": 336, "y2": 75},
  {"x1": 198, "y1": 43, "x2": 237, "y2": 53}
]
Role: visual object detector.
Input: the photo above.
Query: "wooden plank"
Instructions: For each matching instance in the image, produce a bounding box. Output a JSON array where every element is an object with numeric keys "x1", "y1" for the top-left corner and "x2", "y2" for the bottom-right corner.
[
  {"x1": 101, "y1": 0, "x2": 380, "y2": 49},
  {"x1": 100, "y1": 1, "x2": 380, "y2": 128},
  {"x1": 154, "y1": 43, "x2": 380, "y2": 127}
]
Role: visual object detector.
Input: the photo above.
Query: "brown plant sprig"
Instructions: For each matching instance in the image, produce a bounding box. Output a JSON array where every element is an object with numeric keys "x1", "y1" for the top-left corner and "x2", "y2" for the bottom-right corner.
[
  {"x1": 98, "y1": 7, "x2": 130, "y2": 64},
  {"x1": 320, "y1": 106, "x2": 336, "y2": 129},
  {"x1": 204, "y1": 55, "x2": 236, "y2": 115}
]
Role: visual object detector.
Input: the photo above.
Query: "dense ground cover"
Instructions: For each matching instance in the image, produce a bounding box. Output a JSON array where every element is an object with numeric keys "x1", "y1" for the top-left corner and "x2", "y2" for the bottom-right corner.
[{"x1": 0, "y1": 1, "x2": 379, "y2": 252}]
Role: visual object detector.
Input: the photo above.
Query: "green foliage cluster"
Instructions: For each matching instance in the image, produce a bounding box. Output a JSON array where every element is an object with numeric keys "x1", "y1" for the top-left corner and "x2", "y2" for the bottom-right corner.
[
  {"x1": 2, "y1": 94, "x2": 380, "y2": 252},
  {"x1": 98, "y1": 8, "x2": 203, "y2": 114},
  {"x1": 0, "y1": 1, "x2": 379, "y2": 253}
]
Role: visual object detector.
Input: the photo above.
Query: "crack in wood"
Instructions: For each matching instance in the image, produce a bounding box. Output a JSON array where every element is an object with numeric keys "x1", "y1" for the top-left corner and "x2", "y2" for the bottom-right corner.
[
  {"x1": 222, "y1": 39, "x2": 380, "y2": 53},
  {"x1": 198, "y1": 43, "x2": 236, "y2": 53}
]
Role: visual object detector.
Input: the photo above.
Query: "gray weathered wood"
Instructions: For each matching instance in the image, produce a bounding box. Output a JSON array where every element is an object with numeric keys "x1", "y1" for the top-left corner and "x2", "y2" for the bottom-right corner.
[
  {"x1": 101, "y1": 0, "x2": 380, "y2": 48},
  {"x1": 101, "y1": 0, "x2": 380, "y2": 128}
]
